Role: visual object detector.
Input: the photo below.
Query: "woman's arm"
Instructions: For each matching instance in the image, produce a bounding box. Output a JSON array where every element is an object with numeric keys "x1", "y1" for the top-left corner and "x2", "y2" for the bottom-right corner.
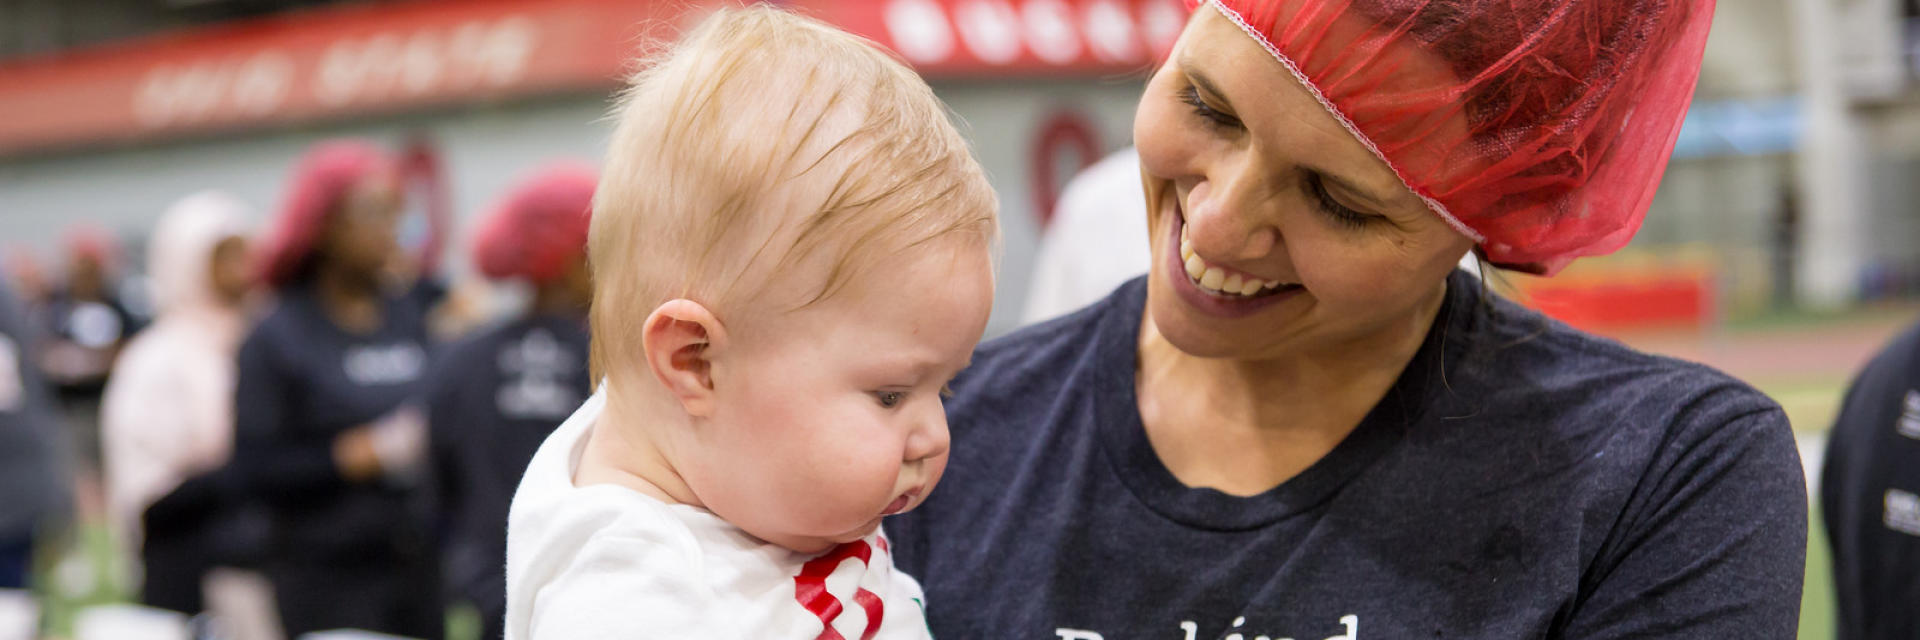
[
  {"x1": 231, "y1": 330, "x2": 350, "y2": 502},
  {"x1": 1558, "y1": 403, "x2": 1806, "y2": 638}
]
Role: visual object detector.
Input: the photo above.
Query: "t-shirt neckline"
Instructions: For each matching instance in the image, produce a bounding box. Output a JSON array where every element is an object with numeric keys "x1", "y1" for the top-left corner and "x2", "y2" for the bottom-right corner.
[{"x1": 1089, "y1": 272, "x2": 1472, "y2": 531}]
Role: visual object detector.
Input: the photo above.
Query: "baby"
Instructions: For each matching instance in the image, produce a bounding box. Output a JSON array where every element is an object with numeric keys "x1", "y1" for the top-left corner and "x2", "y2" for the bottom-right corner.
[{"x1": 503, "y1": 6, "x2": 997, "y2": 639}]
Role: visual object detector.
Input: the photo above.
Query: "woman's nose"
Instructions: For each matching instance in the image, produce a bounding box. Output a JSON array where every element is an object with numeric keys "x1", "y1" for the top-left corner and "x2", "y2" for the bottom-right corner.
[{"x1": 1184, "y1": 174, "x2": 1279, "y2": 262}]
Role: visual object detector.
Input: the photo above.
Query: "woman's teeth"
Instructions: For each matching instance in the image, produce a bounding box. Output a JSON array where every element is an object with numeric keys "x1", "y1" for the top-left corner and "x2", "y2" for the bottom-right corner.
[{"x1": 1180, "y1": 227, "x2": 1291, "y2": 298}]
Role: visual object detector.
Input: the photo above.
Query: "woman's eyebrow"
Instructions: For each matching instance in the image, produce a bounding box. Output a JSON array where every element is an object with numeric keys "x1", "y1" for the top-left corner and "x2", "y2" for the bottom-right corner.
[
  {"x1": 1320, "y1": 172, "x2": 1403, "y2": 210},
  {"x1": 1177, "y1": 57, "x2": 1236, "y2": 113}
]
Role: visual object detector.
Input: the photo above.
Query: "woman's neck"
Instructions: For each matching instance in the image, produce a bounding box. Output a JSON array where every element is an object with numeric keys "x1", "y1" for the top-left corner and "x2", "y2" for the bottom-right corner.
[
  {"x1": 312, "y1": 263, "x2": 384, "y2": 333},
  {"x1": 1134, "y1": 281, "x2": 1449, "y2": 495}
]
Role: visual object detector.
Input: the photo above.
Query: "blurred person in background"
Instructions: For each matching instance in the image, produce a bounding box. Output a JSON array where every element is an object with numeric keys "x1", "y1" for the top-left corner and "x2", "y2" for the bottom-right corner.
[
  {"x1": 234, "y1": 138, "x2": 449, "y2": 639},
  {"x1": 1021, "y1": 147, "x2": 1150, "y2": 325},
  {"x1": 0, "y1": 275, "x2": 72, "y2": 591},
  {"x1": 1820, "y1": 323, "x2": 1920, "y2": 639},
  {"x1": 427, "y1": 162, "x2": 595, "y2": 640},
  {"x1": 38, "y1": 228, "x2": 142, "y2": 467},
  {"x1": 100, "y1": 191, "x2": 261, "y2": 616},
  {"x1": 3, "y1": 249, "x2": 50, "y2": 321}
]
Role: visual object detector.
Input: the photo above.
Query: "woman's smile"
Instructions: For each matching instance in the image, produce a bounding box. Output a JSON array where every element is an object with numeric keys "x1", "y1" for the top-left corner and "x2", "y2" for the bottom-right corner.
[{"x1": 1163, "y1": 191, "x2": 1305, "y2": 319}]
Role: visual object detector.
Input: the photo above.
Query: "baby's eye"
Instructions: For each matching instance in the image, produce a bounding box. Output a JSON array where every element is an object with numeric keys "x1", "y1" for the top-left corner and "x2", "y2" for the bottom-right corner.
[{"x1": 874, "y1": 391, "x2": 906, "y2": 409}]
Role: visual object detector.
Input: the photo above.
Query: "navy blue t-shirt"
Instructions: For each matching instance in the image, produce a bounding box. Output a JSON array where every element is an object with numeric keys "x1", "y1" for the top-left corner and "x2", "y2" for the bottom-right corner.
[
  {"x1": 425, "y1": 313, "x2": 590, "y2": 619},
  {"x1": 1820, "y1": 319, "x2": 1920, "y2": 640},
  {"x1": 232, "y1": 281, "x2": 442, "y2": 562},
  {"x1": 889, "y1": 272, "x2": 1806, "y2": 639}
]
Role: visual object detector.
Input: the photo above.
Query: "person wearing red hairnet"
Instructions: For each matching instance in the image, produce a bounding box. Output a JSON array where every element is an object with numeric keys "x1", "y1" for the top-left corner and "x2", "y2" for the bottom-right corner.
[
  {"x1": 423, "y1": 163, "x2": 595, "y2": 640},
  {"x1": 887, "y1": 1, "x2": 1805, "y2": 638},
  {"x1": 38, "y1": 228, "x2": 143, "y2": 458},
  {"x1": 230, "y1": 138, "x2": 450, "y2": 638}
]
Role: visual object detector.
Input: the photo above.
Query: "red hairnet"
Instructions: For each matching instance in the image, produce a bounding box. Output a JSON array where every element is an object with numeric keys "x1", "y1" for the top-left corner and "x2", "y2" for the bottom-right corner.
[
  {"x1": 256, "y1": 140, "x2": 396, "y2": 287},
  {"x1": 1191, "y1": 0, "x2": 1714, "y2": 274},
  {"x1": 64, "y1": 225, "x2": 120, "y2": 272},
  {"x1": 472, "y1": 162, "x2": 597, "y2": 284}
]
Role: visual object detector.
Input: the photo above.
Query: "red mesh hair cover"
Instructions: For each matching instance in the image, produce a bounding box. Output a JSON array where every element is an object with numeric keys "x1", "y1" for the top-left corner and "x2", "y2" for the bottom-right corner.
[
  {"x1": 472, "y1": 162, "x2": 598, "y2": 284},
  {"x1": 64, "y1": 225, "x2": 120, "y2": 273},
  {"x1": 256, "y1": 140, "x2": 396, "y2": 288},
  {"x1": 1191, "y1": 0, "x2": 1714, "y2": 274}
]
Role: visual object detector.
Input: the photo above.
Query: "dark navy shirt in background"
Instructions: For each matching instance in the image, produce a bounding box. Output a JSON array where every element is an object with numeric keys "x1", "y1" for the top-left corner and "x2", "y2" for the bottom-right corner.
[
  {"x1": 889, "y1": 272, "x2": 1807, "y2": 640},
  {"x1": 233, "y1": 281, "x2": 442, "y2": 560},
  {"x1": 1820, "y1": 319, "x2": 1920, "y2": 640},
  {"x1": 426, "y1": 313, "x2": 590, "y2": 628}
]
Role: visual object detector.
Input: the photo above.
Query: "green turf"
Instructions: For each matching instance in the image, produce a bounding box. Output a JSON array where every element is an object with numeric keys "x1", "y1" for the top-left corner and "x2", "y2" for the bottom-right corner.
[
  {"x1": 29, "y1": 525, "x2": 485, "y2": 639},
  {"x1": 1801, "y1": 513, "x2": 1835, "y2": 639}
]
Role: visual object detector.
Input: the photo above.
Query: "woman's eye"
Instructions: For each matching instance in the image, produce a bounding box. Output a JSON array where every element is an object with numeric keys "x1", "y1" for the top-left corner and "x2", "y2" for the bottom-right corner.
[
  {"x1": 1304, "y1": 173, "x2": 1373, "y2": 230},
  {"x1": 875, "y1": 391, "x2": 906, "y2": 409},
  {"x1": 1179, "y1": 85, "x2": 1241, "y2": 129}
]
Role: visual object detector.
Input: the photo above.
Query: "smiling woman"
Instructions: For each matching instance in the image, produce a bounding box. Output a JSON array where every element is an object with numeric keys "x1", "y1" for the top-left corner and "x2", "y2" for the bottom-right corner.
[{"x1": 886, "y1": 1, "x2": 1809, "y2": 638}]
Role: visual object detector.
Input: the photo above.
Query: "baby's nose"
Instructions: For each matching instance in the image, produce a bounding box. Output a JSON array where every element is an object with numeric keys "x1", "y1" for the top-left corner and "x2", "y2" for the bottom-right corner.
[{"x1": 906, "y1": 415, "x2": 950, "y2": 462}]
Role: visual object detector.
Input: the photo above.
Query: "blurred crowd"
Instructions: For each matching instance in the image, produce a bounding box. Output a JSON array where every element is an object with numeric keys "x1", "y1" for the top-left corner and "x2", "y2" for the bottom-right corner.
[{"x1": 0, "y1": 136, "x2": 602, "y2": 640}]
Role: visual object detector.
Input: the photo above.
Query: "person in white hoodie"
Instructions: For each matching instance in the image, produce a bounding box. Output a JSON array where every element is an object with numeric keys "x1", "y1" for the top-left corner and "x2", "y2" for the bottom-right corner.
[{"x1": 101, "y1": 191, "x2": 256, "y2": 614}]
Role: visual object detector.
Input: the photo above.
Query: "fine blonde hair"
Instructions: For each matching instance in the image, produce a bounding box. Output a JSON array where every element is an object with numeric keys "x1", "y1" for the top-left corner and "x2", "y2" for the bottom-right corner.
[{"x1": 588, "y1": 4, "x2": 998, "y2": 383}]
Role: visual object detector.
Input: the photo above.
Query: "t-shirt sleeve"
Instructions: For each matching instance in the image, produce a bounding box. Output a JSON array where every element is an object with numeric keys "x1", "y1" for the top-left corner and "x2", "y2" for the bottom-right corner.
[
  {"x1": 527, "y1": 533, "x2": 715, "y2": 638},
  {"x1": 1558, "y1": 401, "x2": 1806, "y2": 638},
  {"x1": 231, "y1": 328, "x2": 347, "y2": 501}
]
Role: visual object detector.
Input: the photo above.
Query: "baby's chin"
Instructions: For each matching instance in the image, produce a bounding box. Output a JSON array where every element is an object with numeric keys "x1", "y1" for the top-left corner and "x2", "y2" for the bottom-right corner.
[{"x1": 758, "y1": 518, "x2": 883, "y2": 555}]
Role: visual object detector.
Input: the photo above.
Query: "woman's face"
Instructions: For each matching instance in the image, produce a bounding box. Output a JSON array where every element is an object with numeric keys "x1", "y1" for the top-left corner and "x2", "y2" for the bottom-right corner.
[
  {"x1": 207, "y1": 235, "x2": 253, "y2": 306},
  {"x1": 318, "y1": 174, "x2": 404, "y2": 278},
  {"x1": 1132, "y1": 5, "x2": 1474, "y2": 361}
]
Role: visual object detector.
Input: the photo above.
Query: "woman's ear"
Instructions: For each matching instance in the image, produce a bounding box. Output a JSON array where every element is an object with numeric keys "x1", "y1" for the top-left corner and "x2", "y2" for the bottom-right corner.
[{"x1": 641, "y1": 299, "x2": 728, "y2": 418}]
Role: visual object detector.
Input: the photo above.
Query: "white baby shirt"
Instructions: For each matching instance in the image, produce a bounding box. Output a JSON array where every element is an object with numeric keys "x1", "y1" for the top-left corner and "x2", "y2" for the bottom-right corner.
[{"x1": 504, "y1": 390, "x2": 933, "y2": 640}]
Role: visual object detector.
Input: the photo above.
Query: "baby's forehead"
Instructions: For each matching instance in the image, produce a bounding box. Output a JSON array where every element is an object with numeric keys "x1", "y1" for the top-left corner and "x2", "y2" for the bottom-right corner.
[{"x1": 739, "y1": 235, "x2": 988, "y2": 326}]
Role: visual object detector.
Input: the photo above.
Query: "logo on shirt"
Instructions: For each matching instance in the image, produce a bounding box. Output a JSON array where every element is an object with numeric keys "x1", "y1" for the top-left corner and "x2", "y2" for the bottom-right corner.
[
  {"x1": 343, "y1": 343, "x2": 426, "y2": 386},
  {"x1": 65, "y1": 301, "x2": 124, "y2": 349},
  {"x1": 1886, "y1": 488, "x2": 1920, "y2": 537},
  {"x1": 795, "y1": 538, "x2": 888, "y2": 640},
  {"x1": 1056, "y1": 614, "x2": 1358, "y2": 640},
  {"x1": 495, "y1": 329, "x2": 581, "y2": 420},
  {"x1": 1899, "y1": 391, "x2": 1920, "y2": 440}
]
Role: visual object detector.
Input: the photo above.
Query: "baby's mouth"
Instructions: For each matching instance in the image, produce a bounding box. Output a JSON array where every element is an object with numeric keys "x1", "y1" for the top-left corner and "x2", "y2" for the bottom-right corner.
[{"x1": 881, "y1": 488, "x2": 921, "y2": 516}]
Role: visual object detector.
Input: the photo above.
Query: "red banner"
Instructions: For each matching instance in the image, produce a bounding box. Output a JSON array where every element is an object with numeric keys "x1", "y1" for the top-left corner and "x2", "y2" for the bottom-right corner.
[
  {"x1": 792, "y1": 0, "x2": 1186, "y2": 77},
  {"x1": 0, "y1": 0, "x2": 1185, "y2": 157}
]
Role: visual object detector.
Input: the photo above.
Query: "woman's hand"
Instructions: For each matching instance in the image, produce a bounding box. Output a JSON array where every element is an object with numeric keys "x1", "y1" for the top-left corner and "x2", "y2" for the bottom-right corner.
[{"x1": 332, "y1": 405, "x2": 428, "y2": 483}]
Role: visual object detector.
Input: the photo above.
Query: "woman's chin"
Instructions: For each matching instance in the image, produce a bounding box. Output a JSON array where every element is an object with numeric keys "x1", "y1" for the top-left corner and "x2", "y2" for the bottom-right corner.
[{"x1": 1146, "y1": 279, "x2": 1282, "y2": 360}]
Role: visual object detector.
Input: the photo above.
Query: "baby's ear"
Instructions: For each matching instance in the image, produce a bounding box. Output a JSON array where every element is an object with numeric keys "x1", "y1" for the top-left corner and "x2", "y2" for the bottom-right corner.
[{"x1": 641, "y1": 299, "x2": 728, "y2": 418}]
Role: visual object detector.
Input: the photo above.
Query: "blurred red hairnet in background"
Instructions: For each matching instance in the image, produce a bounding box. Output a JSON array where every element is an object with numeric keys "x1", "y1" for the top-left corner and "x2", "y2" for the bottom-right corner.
[
  {"x1": 1191, "y1": 0, "x2": 1715, "y2": 274},
  {"x1": 471, "y1": 162, "x2": 597, "y2": 284},
  {"x1": 256, "y1": 140, "x2": 396, "y2": 287},
  {"x1": 64, "y1": 225, "x2": 120, "y2": 272}
]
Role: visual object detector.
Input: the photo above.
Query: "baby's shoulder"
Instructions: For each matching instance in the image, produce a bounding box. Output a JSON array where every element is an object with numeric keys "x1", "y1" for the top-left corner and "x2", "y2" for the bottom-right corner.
[{"x1": 512, "y1": 494, "x2": 720, "y2": 634}]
